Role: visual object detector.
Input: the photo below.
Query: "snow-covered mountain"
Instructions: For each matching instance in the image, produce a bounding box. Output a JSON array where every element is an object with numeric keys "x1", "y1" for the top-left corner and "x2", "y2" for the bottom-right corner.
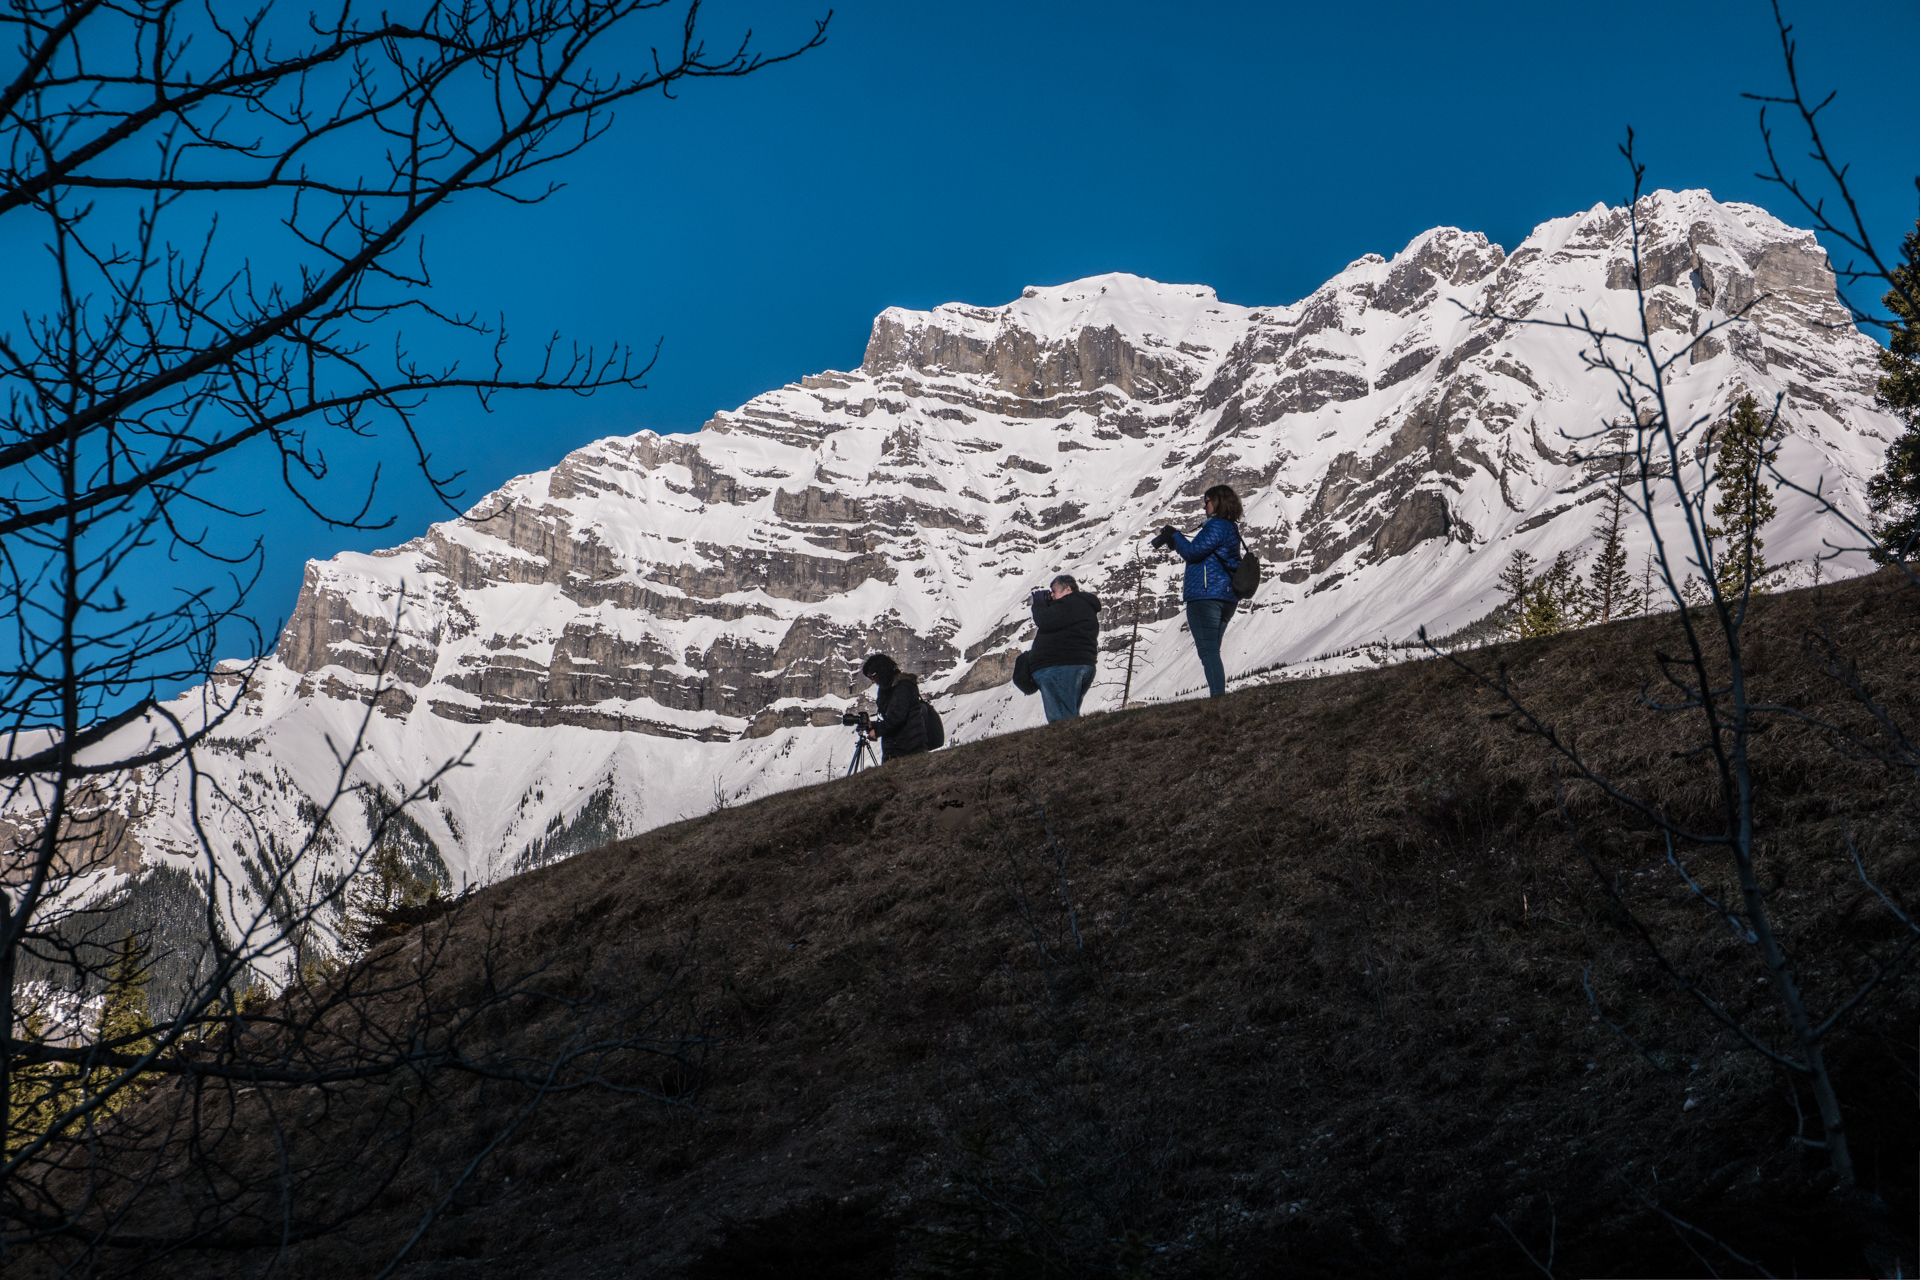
[{"x1": 27, "y1": 189, "x2": 1901, "y2": 942}]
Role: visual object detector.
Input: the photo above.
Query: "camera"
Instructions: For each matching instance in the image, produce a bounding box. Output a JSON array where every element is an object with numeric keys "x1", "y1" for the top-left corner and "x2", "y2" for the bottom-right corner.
[
  {"x1": 1150, "y1": 526, "x2": 1177, "y2": 552},
  {"x1": 840, "y1": 708, "x2": 872, "y2": 732}
]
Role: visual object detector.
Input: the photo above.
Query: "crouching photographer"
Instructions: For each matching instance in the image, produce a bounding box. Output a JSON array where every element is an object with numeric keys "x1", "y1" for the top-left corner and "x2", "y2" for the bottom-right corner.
[
  {"x1": 1027, "y1": 574, "x2": 1101, "y2": 721},
  {"x1": 858, "y1": 653, "x2": 929, "y2": 760}
]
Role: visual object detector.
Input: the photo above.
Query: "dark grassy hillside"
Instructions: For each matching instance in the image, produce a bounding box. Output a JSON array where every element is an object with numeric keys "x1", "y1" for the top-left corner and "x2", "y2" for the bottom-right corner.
[{"x1": 68, "y1": 571, "x2": 1920, "y2": 1277}]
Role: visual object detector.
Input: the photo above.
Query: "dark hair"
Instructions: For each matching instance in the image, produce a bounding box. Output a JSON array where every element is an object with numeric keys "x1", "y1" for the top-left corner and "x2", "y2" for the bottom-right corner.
[
  {"x1": 1203, "y1": 484, "x2": 1243, "y2": 523},
  {"x1": 861, "y1": 653, "x2": 900, "y2": 684},
  {"x1": 1050, "y1": 574, "x2": 1077, "y2": 593}
]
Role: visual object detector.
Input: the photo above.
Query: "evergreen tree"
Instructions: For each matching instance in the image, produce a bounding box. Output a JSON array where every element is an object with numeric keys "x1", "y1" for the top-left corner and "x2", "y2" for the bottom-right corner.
[
  {"x1": 95, "y1": 934, "x2": 155, "y2": 1062},
  {"x1": 1498, "y1": 549, "x2": 1536, "y2": 638},
  {"x1": 1518, "y1": 577, "x2": 1564, "y2": 638},
  {"x1": 1502, "y1": 548, "x2": 1591, "y2": 639},
  {"x1": 74, "y1": 934, "x2": 159, "y2": 1115},
  {"x1": 1590, "y1": 472, "x2": 1642, "y2": 621},
  {"x1": 1705, "y1": 393, "x2": 1780, "y2": 598},
  {"x1": 1561, "y1": 552, "x2": 1596, "y2": 627},
  {"x1": 1527, "y1": 550, "x2": 1593, "y2": 637},
  {"x1": 1866, "y1": 217, "x2": 1920, "y2": 562},
  {"x1": 6, "y1": 1008, "x2": 72, "y2": 1151},
  {"x1": 342, "y1": 843, "x2": 441, "y2": 958}
]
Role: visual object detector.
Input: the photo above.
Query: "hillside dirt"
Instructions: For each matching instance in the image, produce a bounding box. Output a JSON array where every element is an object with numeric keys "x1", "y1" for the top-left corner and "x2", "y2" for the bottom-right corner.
[{"x1": 59, "y1": 571, "x2": 1920, "y2": 1276}]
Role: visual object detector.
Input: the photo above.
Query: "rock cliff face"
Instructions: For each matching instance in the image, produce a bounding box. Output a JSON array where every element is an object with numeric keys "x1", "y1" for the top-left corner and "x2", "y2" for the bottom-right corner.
[{"x1": 41, "y1": 190, "x2": 1900, "y2": 944}]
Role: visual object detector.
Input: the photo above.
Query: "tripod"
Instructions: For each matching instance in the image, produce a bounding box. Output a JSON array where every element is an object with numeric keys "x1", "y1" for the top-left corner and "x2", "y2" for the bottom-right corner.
[{"x1": 845, "y1": 729, "x2": 879, "y2": 776}]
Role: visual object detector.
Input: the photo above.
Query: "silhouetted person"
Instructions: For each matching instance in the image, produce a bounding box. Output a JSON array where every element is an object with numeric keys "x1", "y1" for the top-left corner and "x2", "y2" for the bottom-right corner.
[
  {"x1": 1156, "y1": 484, "x2": 1244, "y2": 698},
  {"x1": 1026, "y1": 574, "x2": 1101, "y2": 720},
  {"x1": 860, "y1": 653, "x2": 928, "y2": 759}
]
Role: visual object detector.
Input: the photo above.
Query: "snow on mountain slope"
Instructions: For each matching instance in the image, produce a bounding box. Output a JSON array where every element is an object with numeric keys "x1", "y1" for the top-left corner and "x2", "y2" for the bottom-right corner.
[{"x1": 24, "y1": 190, "x2": 1899, "y2": 959}]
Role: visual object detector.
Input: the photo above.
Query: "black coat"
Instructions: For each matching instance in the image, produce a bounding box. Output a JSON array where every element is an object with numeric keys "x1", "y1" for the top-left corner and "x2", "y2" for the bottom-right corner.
[
  {"x1": 874, "y1": 676, "x2": 928, "y2": 760},
  {"x1": 1028, "y1": 591, "x2": 1102, "y2": 672}
]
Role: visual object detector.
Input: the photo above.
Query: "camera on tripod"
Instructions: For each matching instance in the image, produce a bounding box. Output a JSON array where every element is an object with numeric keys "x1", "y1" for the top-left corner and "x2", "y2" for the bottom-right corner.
[{"x1": 841, "y1": 680, "x2": 881, "y2": 776}]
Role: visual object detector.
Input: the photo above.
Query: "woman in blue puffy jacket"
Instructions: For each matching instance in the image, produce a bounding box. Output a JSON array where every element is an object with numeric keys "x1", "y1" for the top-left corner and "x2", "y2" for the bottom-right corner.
[{"x1": 1155, "y1": 484, "x2": 1244, "y2": 698}]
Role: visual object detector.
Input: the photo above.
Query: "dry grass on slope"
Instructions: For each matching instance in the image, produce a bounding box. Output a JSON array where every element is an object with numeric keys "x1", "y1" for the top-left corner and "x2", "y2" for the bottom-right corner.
[{"x1": 83, "y1": 571, "x2": 1920, "y2": 1278}]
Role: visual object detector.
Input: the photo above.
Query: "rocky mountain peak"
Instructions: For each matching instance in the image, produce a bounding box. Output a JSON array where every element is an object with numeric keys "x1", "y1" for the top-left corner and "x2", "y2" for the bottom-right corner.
[
  {"x1": 38, "y1": 191, "x2": 1901, "y2": 959},
  {"x1": 862, "y1": 271, "x2": 1245, "y2": 403},
  {"x1": 1367, "y1": 226, "x2": 1508, "y2": 313}
]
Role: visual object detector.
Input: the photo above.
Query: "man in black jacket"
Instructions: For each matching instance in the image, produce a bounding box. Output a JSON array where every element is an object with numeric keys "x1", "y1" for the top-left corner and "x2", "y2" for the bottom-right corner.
[
  {"x1": 1027, "y1": 575, "x2": 1101, "y2": 721},
  {"x1": 860, "y1": 653, "x2": 928, "y2": 760}
]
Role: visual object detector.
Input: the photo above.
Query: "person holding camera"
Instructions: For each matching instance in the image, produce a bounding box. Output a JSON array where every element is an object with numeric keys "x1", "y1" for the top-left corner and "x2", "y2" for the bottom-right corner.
[
  {"x1": 1027, "y1": 574, "x2": 1102, "y2": 721},
  {"x1": 1152, "y1": 484, "x2": 1245, "y2": 699},
  {"x1": 859, "y1": 653, "x2": 929, "y2": 760}
]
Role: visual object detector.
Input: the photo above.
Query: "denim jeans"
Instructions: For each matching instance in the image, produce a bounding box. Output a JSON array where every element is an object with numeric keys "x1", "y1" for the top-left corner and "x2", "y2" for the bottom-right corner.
[
  {"x1": 1186, "y1": 599, "x2": 1237, "y2": 698},
  {"x1": 1033, "y1": 663, "x2": 1094, "y2": 721}
]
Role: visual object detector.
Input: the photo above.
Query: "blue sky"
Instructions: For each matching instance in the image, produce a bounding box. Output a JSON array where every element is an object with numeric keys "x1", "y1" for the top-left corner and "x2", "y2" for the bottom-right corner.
[{"x1": 44, "y1": 0, "x2": 1920, "y2": 664}]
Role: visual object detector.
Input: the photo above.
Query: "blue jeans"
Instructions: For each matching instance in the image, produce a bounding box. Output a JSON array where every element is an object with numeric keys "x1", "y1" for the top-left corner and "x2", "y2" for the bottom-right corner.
[
  {"x1": 1033, "y1": 663, "x2": 1094, "y2": 721},
  {"x1": 1186, "y1": 599, "x2": 1237, "y2": 697}
]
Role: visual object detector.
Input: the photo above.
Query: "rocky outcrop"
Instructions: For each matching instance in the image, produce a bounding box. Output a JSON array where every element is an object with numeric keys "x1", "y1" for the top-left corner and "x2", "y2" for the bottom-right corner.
[{"x1": 949, "y1": 649, "x2": 1020, "y2": 694}]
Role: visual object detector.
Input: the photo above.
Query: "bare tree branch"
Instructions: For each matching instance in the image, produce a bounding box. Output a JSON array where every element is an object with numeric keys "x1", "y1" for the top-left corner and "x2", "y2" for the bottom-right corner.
[{"x1": 1, "y1": 1, "x2": 825, "y2": 1264}]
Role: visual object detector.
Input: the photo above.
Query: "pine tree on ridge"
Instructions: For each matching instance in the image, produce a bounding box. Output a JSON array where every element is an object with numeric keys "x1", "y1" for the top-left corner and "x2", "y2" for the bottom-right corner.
[
  {"x1": 1866, "y1": 217, "x2": 1920, "y2": 562},
  {"x1": 1705, "y1": 392, "x2": 1781, "y2": 599},
  {"x1": 1590, "y1": 436, "x2": 1643, "y2": 622}
]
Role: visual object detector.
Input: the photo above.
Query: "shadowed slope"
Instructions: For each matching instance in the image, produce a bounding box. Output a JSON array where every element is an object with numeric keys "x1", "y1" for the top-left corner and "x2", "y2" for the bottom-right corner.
[{"x1": 67, "y1": 571, "x2": 1920, "y2": 1278}]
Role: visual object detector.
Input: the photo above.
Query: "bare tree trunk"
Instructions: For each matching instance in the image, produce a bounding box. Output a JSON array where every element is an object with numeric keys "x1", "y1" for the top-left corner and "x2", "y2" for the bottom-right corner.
[
  {"x1": 1120, "y1": 550, "x2": 1146, "y2": 707},
  {"x1": 1422, "y1": 112, "x2": 1919, "y2": 1196}
]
